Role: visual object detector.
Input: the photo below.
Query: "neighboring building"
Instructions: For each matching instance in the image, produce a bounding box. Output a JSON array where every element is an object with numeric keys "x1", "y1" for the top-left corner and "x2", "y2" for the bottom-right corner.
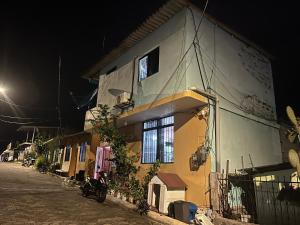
[
  {"x1": 17, "y1": 126, "x2": 60, "y2": 161},
  {"x1": 0, "y1": 143, "x2": 14, "y2": 161},
  {"x1": 60, "y1": 132, "x2": 96, "y2": 179},
  {"x1": 83, "y1": 0, "x2": 282, "y2": 210}
]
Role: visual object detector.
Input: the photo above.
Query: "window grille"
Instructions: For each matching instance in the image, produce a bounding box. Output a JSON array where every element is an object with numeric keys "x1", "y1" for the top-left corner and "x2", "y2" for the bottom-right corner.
[{"x1": 142, "y1": 116, "x2": 174, "y2": 163}]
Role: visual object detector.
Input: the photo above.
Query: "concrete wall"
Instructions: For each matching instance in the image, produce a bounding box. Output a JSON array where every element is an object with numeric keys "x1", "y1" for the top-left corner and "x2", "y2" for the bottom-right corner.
[
  {"x1": 93, "y1": 5, "x2": 283, "y2": 207},
  {"x1": 97, "y1": 9, "x2": 188, "y2": 108},
  {"x1": 120, "y1": 112, "x2": 211, "y2": 207},
  {"x1": 62, "y1": 133, "x2": 91, "y2": 177},
  {"x1": 75, "y1": 145, "x2": 89, "y2": 174},
  {"x1": 184, "y1": 7, "x2": 282, "y2": 171},
  {"x1": 86, "y1": 133, "x2": 100, "y2": 177},
  {"x1": 61, "y1": 146, "x2": 77, "y2": 177}
]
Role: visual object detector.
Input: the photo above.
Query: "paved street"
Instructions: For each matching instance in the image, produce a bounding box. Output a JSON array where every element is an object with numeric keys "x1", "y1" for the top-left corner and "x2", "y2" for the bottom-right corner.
[{"x1": 0, "y1": 163, "x2": 160, "y2": 225}]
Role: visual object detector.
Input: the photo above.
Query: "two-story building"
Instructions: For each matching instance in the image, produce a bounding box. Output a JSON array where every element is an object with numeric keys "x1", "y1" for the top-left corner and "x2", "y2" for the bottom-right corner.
[{"x1": 83, "y1": 0, "x2": 282, "y2": 210}]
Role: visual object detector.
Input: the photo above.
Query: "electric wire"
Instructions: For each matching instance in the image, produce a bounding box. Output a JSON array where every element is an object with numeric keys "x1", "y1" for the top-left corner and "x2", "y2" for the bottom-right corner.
[
  {"x1": 0, "y1": 98, "x2": 56, "y2": 111},
  {"x1": 0, "y1": 118, "x2": 37, "y2": 125},
  {"x1": 0, "y1": 114, "x2": 41, "y2": 120},
  {"x1": 188, "y1": 6, "x2": 210, "y2": 89},
  {"x1": 193, "y1": 42, "x2": 207, "y2": 91},
  {"x1": 57, "y1": 56, "x2": 62, "y2": 137},
  {"x1": 219, "y1": 106, "x2": 279, "y2": 129},
  {"x1": 209, "y1": 87, "x2": 277, "y2": 122},
  {"x1": 147, "y1": 0, "x2": 209, "y2": 109}
]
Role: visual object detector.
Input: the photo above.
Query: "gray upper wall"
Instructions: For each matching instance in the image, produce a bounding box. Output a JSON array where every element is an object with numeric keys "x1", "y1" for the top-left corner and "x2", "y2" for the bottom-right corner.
[
  {"x1": 97, "y1": 9, "x2": 188, "y2": 107},
  {"x1": 96, "y1": 6, "x2": 282, "y2": 171}
]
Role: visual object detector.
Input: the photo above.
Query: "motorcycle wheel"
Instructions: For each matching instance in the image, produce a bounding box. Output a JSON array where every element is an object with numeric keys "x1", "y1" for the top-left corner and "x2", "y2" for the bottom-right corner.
[
  {"x1": 82, "y1": 184, "x2": 89, "y2": 197},
  {"x1": 96, "y1": 189, "x2": 107, "y2": 203}
]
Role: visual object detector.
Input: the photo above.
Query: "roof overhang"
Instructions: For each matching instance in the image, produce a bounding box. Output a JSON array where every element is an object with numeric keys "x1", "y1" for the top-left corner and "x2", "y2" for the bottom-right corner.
[
  {"x1": 83, "y1": 0, "x2": 189, "y2": 79},
  {"x1": 83, "y1": 0, "x2": 274, "y2": 80},
  {"x1": 117, "y1": 90, "x2": 207, "y2": 127}
]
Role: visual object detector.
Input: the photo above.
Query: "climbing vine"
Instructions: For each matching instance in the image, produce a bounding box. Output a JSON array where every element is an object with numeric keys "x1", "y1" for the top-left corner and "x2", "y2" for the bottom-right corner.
[
  {"x1": 90, "y1": 105, "x2": 138, "y2": 183},
  {"x1": 90, "y1": 104, "x2": 161, "y2": 209}
]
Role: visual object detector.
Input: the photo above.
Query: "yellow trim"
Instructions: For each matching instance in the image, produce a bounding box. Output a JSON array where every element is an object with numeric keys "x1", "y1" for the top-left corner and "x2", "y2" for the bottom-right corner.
[{"x1": 117, "y1": 90, "x2": 207, "y2": 126}]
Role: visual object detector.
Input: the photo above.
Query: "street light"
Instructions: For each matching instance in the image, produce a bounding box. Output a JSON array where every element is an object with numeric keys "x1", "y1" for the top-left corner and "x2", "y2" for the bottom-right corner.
[{"x1": 0, "y1": 86, "x2": 6, "y2": 94}]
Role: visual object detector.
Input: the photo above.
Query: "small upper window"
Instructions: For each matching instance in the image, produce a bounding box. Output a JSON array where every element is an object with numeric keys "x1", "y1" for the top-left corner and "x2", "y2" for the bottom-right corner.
[{"x1": 138, "y1": 47, "x2": 159, "y2": 81}]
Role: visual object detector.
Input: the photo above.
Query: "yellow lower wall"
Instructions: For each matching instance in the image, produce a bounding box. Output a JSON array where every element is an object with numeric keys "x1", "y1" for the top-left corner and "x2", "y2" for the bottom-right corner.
[
  {"x1": 61, "y1": 146, "x2": 78, "y2": 177},
  {"x1": 120, "y1": 113, "x2": 211, "y2": 207}
]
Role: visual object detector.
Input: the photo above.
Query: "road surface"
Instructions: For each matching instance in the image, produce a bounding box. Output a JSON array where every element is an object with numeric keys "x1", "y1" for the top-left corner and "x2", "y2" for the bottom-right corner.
[{"x1": 0, "y1": 162, "x2": 160, "y2": 225}]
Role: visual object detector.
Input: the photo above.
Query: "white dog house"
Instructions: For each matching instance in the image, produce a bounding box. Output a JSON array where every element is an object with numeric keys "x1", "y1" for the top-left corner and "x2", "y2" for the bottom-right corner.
[{"x1": 148, "y1": 172, "x2": 186, "y2": 214}]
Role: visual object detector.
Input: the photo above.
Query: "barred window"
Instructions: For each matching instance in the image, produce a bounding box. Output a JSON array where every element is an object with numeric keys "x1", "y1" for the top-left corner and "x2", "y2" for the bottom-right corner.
[
  {"x1": 64, "y1": 145, "x2": 71, "y2": 162},
  {"x1": 142, "y1": 116, "x2": 174, "y2": 163},
  {"x1": 79, "y1": 143, "x2": 86, "y2": 162}
]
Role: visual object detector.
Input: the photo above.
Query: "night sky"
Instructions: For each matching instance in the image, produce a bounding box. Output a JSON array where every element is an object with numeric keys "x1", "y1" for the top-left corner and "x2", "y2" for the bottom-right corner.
[{"x1": 0, "y1": 1, "x2": 298, "y2": 151}]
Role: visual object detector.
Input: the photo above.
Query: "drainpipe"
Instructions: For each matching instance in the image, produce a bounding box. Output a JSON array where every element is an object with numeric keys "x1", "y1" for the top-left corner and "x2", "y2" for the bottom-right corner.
[
  {"x1": 215, "y1": 96, "x2": 221, "y2": 173},
  {"x1": 189, "y1": 87, "x2": 221, "y2": 172}
]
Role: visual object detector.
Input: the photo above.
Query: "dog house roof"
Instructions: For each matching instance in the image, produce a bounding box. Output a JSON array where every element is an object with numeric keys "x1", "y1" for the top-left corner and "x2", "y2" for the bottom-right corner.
[{"x1": 157, "y1": 172, "x2": 186, "y2": 190}]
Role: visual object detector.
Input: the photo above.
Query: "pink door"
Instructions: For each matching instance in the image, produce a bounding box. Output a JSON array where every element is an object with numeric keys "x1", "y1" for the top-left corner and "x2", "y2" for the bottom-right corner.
[{"x1": 94, "y1": 146, "x2": 112, "y2": 179}]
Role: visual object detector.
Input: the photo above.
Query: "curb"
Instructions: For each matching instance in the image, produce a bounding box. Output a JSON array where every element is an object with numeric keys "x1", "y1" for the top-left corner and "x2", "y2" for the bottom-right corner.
[
  {"x1": 106, "y1": 194, "x2": 188, "y2": 225},
  {"x1": 43, "y1": 171, "x2": 187, "y2": 224}
]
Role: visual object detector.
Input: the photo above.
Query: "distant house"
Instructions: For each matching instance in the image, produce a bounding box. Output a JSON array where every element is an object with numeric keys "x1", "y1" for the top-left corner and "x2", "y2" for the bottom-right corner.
[
  {"x1": 0, "y1": 143, "x2": 14, "y2": 161},
  {"x1": 82, "y1": 0, "x2": 282, "y2": 212},
  {"x1": 17, "y1": 126, "x2": 60, "y2": 161},
  {"x1": 59, "y1": 132, "x2": 96, "y2": 180}
]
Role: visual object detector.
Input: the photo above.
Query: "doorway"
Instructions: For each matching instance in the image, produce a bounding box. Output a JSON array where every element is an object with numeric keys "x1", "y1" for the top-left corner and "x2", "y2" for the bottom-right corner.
[{"x1": 153, "y1": 184, "x2": 161, "y2": 210}]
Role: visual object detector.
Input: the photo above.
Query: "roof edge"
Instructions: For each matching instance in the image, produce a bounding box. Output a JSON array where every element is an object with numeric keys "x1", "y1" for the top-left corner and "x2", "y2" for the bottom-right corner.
[{"x1": 83, "y1": 0, "x2": 274, "y2": 80}]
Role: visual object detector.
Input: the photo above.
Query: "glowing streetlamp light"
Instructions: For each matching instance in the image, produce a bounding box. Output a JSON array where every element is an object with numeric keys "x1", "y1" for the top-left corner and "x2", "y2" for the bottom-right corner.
[{"x1": 0, "y1": 86, "x2": 6, "y2": 94}]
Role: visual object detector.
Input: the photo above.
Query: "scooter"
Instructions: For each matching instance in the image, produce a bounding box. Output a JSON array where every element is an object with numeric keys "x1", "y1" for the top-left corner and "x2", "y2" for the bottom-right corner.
[
  {"x1": 22, "y1": 157, "x2": 35, "y2": 167},
  {"x1": 80, "y1": 171, "x2": 108, "y2": 203}
]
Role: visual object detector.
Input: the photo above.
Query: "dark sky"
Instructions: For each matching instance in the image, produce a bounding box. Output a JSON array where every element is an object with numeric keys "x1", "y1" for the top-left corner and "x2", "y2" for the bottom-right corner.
[{"x1": 0, "y1": 1, "x2": 298, "y2": 151}]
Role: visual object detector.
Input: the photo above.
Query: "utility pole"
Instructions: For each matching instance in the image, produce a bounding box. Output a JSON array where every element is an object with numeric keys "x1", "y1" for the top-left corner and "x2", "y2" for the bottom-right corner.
[{"x1": 57, "y1": 56, "x2": 62, "y2": 142}]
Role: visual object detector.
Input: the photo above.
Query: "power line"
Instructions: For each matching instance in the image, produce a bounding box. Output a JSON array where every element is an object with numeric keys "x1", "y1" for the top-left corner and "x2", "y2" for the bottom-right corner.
[
  {"x1": 147, "y1": 0, "x2": 209, "y2": 108},
  {"x1": 57, "y1": 56, "x2": 62, "y2": 138},
  {"x1": 0, "y1": 98, "x2": 56, "y2": 111},
  {"x1": 0, "y1": 114, "x2": 41, "y2": 120},
  {"x1": 209, "y1": 87, "x2": 277, "y2": 122},
  {"x1": 188, "y1": 6, "x2": 210, "y2": 89},
  {"x1": 0, "y1": 118, "x2": 37, "y2": 125},
  {"x1": 219, "y1": 106, "x2": 279, "y2": 129}
]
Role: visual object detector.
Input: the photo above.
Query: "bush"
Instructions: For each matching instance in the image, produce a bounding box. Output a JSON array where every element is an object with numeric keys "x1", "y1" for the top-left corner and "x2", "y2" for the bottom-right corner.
[
  {"x1": 129, "y1": 177, "x2": 144, "y2": 201},
  {"x1": 35, "y1": 155, "x2": 48, "y2": 170}
]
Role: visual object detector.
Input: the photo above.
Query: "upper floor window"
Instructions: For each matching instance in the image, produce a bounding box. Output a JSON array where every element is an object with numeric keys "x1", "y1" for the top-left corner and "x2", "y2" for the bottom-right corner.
[
  {"x1": 138, "y1": 47, "x2": 159, "y2": 81},
  {"x1": 142, "y1": 115, "x2": 174, "y2": 164}
]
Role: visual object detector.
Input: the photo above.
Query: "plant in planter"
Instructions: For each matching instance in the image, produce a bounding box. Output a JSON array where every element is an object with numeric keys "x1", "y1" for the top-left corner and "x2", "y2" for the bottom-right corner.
[
  {"x1": 35, "y1": 155, "x2": 49, "y2": 172},
  {"x1": 137, "y1": 199, "x2": 150, "y2": 216},
  {"x1": 143, "y1": 160, "x2": 160, "y2": 199},
  {"x1": 129, "y1": 177, "x2": 144, "y2": 203},
  {"x1": 89, "y1": 105, "x2": 140, "y2": 198}
]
